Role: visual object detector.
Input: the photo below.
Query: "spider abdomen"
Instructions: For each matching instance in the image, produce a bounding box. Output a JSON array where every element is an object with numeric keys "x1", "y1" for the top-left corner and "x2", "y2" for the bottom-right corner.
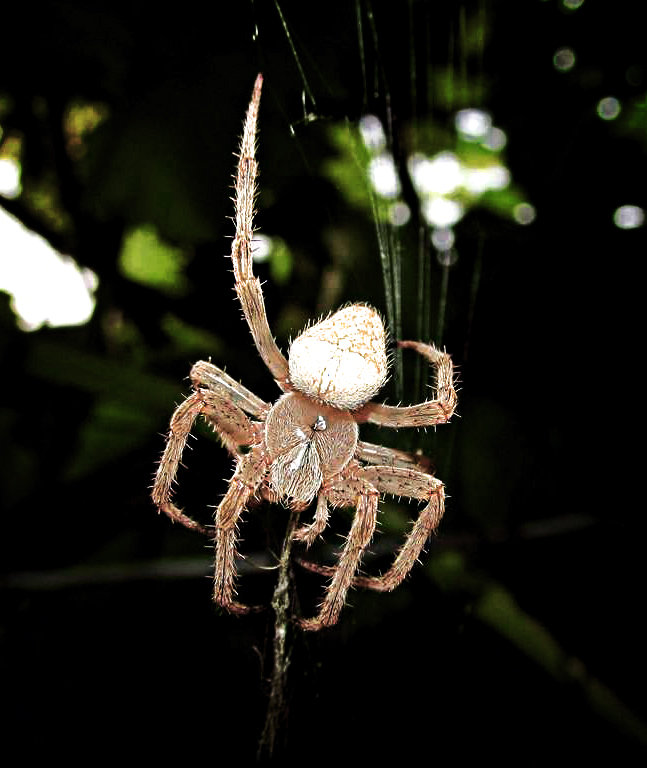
[
  {"x1": 265, "y1": 392, "x2": 358, "y2": 504},
  {"x1": 288, "y1": 304, "x2": 388, "y2": 410}
]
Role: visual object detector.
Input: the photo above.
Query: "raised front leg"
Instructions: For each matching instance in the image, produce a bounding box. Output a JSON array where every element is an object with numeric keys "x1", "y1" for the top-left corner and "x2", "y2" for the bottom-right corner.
[{"x1": 230, "y1": 74, "x2": 290, "y2": 387}]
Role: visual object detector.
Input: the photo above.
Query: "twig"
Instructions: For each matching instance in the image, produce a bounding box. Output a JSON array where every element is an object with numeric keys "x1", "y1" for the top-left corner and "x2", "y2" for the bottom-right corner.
[{"x1": 257, "y1": 505, "x2": 301, "y2": 761}]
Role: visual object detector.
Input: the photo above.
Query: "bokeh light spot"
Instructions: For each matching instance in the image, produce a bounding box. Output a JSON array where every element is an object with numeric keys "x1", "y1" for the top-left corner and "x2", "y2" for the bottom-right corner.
[
  {"x1": 368, "y1": 153, "x2": 401, "y2": 198},
  {"x1": 596, "y1": 97, "x2": 621, "y2": 121},
  {"x1": 0, "y1": 208, "x2": 96, "y2": 330},
  {"x1": 613, "y1": 205, "x2": 644, "y2": 229},
  {"x1": 359, "y1": 115, "x2": 386, "y2": 152},
  {"x1": 513, "y1": 202, "x2": 536, "y2": 225},
  {"x1": 388, "y1": 201, "x2": 411, "y2": 227},
  {"x1": 422, "y1": 197, "x2": 464, "y2": 228},
  {"x1": 252, "y1": 233, "x2": 272, "y2": 262},
  {"x1": 455, "y1": 109, "x2": 492, "y2": 141},
  {"x1": 409, "y1": 151, "x2": 462, "y2": 196},
  {"x1": 0, "y1": 157, "x2": 21, "y2": 198},
  {"x1": 482, "y1": 126, "x2": 507, "y2": 152},
  {"x1": 553, "y1": 47, "x2": 576, "y2": 72},
  {"x1": 431, "y1": 226, "x2": 455, "y2": 252},
  {"x1": 463, "y1": 166, "x2": 510, "y2": 195}
]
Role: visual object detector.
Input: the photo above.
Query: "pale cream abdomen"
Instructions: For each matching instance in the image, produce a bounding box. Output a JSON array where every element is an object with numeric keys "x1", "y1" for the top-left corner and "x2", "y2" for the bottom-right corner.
[{"x1": 288, "y1": 304, "x2": 388, "y2": 410}]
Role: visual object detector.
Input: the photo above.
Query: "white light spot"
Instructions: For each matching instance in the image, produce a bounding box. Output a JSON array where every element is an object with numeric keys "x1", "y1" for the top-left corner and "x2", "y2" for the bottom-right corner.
[
  {"x1": 455, "y1": 109, "x2": 492, "y2": 141},
  {"x1": 368, "y1": 153, "x2": 401, "y2": 198},
  {"x1": 613, "y1": 205, "x2": 644, "y2": 229},
  {"x1": 422, "y1": 197, "x2": 464, "y2": 228},
  {"x1": 597, "y1": 96, "x2": 621, "y2": 121},
  {"x1": 388, "y1": 201, "x2": 411, "y2": 227},
  {"x1": 553, "y1": 47, "x2": 576, "y2": 72},
  {"x1": 513, "y1": 202, "x2": 537, "y2": 225},
  {"x1": 409, "y1": 151, "x2": 462, "y2": 196},
  {"x1": 431, "y1": 227, "x2": 455, "y2": 252},
  {"x1": 359, "y1": 115, "x2": 386, "y2": 152},
  {"x1": 482, "y1": 126, "x2": 507, "y2": 152},
  {"x1": 0, "y1": 208, "x2": 97, "y2": 330},
  {"x1": 0, "y1": 157, "x2": 21, "y2": 198},
  {"x1": 252, "y1": 232, "x2": 271, "y2": 262},
  {"x1": 462, "y1": 166, "x2": 510, "y2": 195}
]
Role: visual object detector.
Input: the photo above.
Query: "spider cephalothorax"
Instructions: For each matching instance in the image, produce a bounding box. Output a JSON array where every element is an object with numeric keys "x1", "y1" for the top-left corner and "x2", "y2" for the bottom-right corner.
[
  {"x1": 152, "y1": 74, "x2": 457, "y2": 631},
  {"x1": 265, "y1": 391, "x2": 358, "y2": 505}
]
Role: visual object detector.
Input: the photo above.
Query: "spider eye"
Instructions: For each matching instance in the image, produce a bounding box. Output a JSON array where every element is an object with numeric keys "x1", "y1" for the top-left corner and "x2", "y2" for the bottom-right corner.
[{"x1": 313, "y1": 415, "x2": 327, "y2": 431}]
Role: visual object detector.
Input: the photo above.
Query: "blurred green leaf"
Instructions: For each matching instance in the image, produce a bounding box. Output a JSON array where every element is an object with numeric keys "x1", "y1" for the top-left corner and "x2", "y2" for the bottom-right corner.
[
  {"x1": 268, "y1": 236, "x2": 293, "y2": 285},
  {"x1": 324, "y1": 123, "x2": 372, "y2": 213},
  {"x1": 118, "y1": 224, "x2": 190, "y2": 295},
  {"x1": 161, "y1": 313, "x2": 223, "y2": 356}
]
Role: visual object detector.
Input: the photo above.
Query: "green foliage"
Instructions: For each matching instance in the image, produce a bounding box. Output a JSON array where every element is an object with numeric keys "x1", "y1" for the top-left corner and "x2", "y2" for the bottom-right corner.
[
  {"x1": 118, "y1": 225, "x2": 190, "y2": 295},
  {"x1": 324, "y1": 123, "x2": 372, "y2": 214},
  {"x1": 160, "y1": 314, "x2": 223, "y2": 356},
  {"x1": 267, "y1": 236, "x2": 294, "y2": 285}
]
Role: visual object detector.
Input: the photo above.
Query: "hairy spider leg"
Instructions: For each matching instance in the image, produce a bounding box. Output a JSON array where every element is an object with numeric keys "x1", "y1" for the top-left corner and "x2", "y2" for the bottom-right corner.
[
  {"x1": 299, "y1": 466, "x2": 444, "y2": 593},
  {"x1": 230, "y1": 73, "x2": 290, "y2": 387},
  {"x1": 152, "y1": 364, "x2": 264, "y2": 534},
  {"x1": 190, "y1": 360, "x2": 269, "y2": 419},
  {"x1": 213, "y1": 443, "x2": 268, "y2": 615},
  {"x1": 152, "y1": 393, "x2": 214, "y2": 534},
  {"x1": 354, "y1": 466, "x2": 444, "y2": 592},
  {"x1": 153, "y1": 361, "x2": 271, "y2": 615},
  {"x1": 293, "y1": 493, "x2": 330, "y2": 548},
  {"x1": 355, "y1": 341, "x2": 457, "y2": 428},
  {"x1": 299, "y1": 475, "x2": 379, "y2": 631},
  {"x1": 356, "y1": 439, "x2": 432, "y2": 471}
]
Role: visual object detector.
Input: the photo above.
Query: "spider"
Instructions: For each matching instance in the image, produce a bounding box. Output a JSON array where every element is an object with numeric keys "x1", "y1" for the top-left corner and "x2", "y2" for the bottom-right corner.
[{"x1": 152, "y1": 74, "x2": 457, "y2": 631}]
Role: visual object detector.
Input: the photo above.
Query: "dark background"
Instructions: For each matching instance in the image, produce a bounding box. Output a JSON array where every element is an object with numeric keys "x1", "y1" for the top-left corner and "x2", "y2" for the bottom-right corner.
[{"x1": 1, "y1": 1, "x2": 644, "y2": 763}]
